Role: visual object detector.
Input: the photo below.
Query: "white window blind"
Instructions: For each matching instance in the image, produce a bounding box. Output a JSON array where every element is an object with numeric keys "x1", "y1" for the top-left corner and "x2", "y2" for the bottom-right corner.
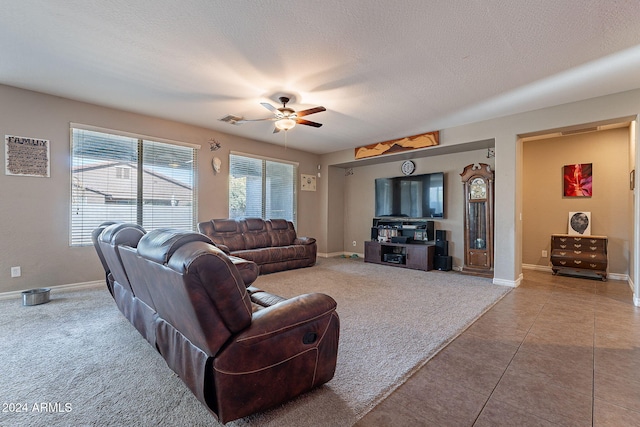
[
  {"x1": 229, "y1": 152, "x2": 297, "y2": 224},
  {"x1": 71, "y1": 126, "x2": 198, "y2": 246}
]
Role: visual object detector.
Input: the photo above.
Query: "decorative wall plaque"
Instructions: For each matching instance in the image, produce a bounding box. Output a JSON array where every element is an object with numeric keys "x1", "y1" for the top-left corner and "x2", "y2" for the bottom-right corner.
[
  {"x1": 301, "y1": 174, "x2": 316, "y2": 191},
  {"x1": 5, "y1": 135, "x2": 50, "y2": 177}
]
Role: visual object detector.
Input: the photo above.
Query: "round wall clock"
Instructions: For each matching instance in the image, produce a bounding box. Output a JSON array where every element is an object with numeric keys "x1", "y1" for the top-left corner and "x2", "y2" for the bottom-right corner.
[{"x1": 401, "y1": 160, "x2": 415, "y2": 175}]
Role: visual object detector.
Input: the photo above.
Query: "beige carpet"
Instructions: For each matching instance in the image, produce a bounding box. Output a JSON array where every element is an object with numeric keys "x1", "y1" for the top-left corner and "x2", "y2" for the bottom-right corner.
[{"x1": 0, "y1": 257, "x2": 510, "y2": 426}]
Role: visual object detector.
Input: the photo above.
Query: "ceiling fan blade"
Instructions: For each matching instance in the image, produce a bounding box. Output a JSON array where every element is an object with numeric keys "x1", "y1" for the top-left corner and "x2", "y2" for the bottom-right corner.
[
  {"x1": 296, "y1": 106, "x2": 326, "y2": 117},
  {"x1": 261, "y1": 102, "x2": 278, "y2": 113},
  {"x1": 296, "y1": 118, "x2": 323, "y2": 128},
  {"x1": 241, "y1": 117, "x2": 277, "y2": 122}
]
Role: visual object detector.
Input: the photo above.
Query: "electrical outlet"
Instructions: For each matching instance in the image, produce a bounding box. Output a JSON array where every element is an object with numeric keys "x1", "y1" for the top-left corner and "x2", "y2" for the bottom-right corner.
[
  {"x1": 11, "y1": 266, "x2": 21, "y2": 278},
  {"x1": 352, "y1": 240, "x2": 357, "y2": 247},
  {"x1": 541, "y1": 250, "x2": 548, "y2": 257}
]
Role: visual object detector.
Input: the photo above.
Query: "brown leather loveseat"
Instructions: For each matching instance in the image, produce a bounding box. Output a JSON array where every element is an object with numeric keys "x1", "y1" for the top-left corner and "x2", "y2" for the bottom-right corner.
[
  {"x1": 93, "y1": 222, "x2": 339, "y2": 423},
  {"x1": 197, "y1": 218, "x2": 317, "y2": 274}
]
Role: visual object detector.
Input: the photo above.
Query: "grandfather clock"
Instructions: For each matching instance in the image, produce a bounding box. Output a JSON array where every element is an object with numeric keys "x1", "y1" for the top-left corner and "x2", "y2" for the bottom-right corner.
[{"x1": 460, "y1": 163, "x2": 494, "y2": 277}]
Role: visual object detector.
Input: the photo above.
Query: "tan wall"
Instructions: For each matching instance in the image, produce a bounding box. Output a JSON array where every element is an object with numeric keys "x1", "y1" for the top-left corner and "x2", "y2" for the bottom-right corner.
[
  {"x1": 523, "y1": 127, "x2": 631, "y2": 274},
  {"x1": 342, "y1": 149, "x2": 494, "y2": 268},
  {"x1": 0, "y1": 84, "x2": 320, "y2": 293},
  {"x1": 324, "y1": 89, "x2": 640, "y2": 288}
]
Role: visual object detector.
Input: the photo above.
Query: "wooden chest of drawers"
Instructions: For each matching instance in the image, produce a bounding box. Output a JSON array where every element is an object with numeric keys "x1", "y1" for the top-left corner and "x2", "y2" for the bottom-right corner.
[{"x1": 550, "y1": 234, "x2": 608, "y2": 281}]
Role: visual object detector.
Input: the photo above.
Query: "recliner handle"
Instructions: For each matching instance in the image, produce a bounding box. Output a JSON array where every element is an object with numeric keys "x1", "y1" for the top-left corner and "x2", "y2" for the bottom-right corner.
[{"x1": 302, "y1": 332, "x2": 318, "y2": 344}]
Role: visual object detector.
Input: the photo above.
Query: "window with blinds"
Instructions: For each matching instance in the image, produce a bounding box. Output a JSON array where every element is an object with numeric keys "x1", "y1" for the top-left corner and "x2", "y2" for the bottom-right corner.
[
  {"x1": 71, "y1": 126, "x2": 198, "y2": 246},
  {"x1": 229, "y1": 152, "x2": 297, "y2": 224}
]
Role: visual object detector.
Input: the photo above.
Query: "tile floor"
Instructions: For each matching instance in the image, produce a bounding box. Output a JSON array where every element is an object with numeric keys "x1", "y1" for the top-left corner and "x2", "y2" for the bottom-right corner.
[{"x1": 356, "y1": 270, "x2": 640, "y2": 426}]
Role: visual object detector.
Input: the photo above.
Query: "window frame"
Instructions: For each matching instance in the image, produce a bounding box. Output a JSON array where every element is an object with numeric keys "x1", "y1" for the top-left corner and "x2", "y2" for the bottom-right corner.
[
  {"x1": 228, "y1": 151, "x2": 298, "y2": 226},
  {"x1": 70, "y1": 123, "x2": 200, "y2": 246}
]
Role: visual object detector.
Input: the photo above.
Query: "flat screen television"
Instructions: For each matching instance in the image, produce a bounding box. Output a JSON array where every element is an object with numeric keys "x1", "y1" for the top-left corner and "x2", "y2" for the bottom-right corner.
[{"x1": 375, "y1": 172, "x2": 444, "y2": 218}]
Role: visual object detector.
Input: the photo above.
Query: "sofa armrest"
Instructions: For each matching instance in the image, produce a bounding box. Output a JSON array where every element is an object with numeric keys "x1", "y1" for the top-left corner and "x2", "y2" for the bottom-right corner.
[
  {"x1": 214, "y1": 292, "x2": 337, "y2": 371},
  {"x1": 212, "y1": 292, "x2": 339, "y2": 422},
  {"x1": 242, "y1": 292, "x2": 334, "y2": 341},
  {"x1": 215, "y1": 243, "x2": 231, "y2": 254},
  {"x1": 294, "y1": 236, "x2": 316, "y2": 245}
]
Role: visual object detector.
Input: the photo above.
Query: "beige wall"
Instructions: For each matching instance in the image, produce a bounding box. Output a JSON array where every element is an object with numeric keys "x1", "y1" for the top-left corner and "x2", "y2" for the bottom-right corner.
[
  {"x1": 523, "y1": 128, "x2": 631, "y2": 274},
  {"x1": 2, "y1": 82, "x2": 640, "y2": 297},
  {"x1": 0, "y1": 84, "x2": 320, "y2": 293},
  {"x1": 341, "y1": 149, "x2": 494, "y2": 268},
  {"x1": 323, "y1": 89, "x2": 640, "y2": 291}
]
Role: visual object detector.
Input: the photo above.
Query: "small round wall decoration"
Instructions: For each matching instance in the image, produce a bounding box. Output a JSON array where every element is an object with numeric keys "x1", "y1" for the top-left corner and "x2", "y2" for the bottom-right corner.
[{"x1": 401, "y1": 160, "x2": 415, "y2": 175}]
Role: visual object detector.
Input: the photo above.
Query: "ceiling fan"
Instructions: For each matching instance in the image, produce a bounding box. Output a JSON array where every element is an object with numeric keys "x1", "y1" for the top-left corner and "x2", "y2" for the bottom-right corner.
[{"x1": 220, "y1": 96, "x2": 325, "y2": 133}]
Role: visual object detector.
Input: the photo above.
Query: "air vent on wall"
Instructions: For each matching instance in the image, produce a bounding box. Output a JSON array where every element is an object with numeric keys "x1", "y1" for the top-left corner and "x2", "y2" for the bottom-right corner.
[{"x1": 561, "y1": 127, "x2": 598, "y2": 136}]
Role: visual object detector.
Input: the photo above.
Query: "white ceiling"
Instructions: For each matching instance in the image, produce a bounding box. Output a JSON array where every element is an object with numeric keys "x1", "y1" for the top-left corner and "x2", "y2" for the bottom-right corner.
[{"x1": 2, "y1": 1, "x2": 640, "y2": 154}]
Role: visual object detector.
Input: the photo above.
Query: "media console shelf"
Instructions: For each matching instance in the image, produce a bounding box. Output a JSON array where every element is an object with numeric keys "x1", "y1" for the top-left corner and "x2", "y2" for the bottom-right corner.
[{"x1": 364, "y1": 241, "x2": 435, "y2": 271}]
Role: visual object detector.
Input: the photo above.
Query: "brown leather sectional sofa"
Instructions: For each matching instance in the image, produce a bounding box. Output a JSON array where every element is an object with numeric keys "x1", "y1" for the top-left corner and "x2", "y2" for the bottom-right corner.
[
  {"x1": 93, "y1": 222, "x2": 339, "y2": 423},
  {"x1": 197, "y1": 218, "x2": 317, "y2": 274}
]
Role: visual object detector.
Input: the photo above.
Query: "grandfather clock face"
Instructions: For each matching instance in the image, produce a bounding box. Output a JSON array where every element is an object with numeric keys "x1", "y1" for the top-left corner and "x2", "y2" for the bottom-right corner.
[{"x1": 470, "y1": 177, "x2": 487, "y2": 199}]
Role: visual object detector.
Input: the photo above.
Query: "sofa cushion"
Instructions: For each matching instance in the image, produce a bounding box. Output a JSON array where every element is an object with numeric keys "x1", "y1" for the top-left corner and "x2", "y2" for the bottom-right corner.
[
  {"x1": 267, "y1": 219, "x2": 296, "y2": 246},
  {"x1": 98, "y1": 223, "x2": 146, "y2": 296},
  {"x1": 166, "y1": 240, "x2": 253, "y2": 335},
  {"x1": 234, "y1": 245, "x2": 308, "y2": 265},
  {"x1": 198, "y1": 219, "x2": 246, "y2": 251},
  {"x1": 242, "y1": 218, "x2": 272, "y2": 249},
  {"x1": 138, "y1": 229, "x2": 213, "y2": 264}
]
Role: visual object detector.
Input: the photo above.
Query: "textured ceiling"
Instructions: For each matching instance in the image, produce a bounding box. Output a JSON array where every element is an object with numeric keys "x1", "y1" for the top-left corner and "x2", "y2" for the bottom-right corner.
[{"x1": 1, "y1": 1, "x2": 640, "y2": 154}]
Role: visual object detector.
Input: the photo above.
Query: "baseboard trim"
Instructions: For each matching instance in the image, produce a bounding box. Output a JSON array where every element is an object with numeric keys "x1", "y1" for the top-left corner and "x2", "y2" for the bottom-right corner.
[
  {"x1": 0, "y1": 280, "x2": 104, "y2": 301},
  {"x1": 522, "y1": 263, "x2": 552, "y2": 273},
  {"x1": 318, "y1": 251, "x2": 364, "y2": 259},
  {"x1": 493, "y1": 273, "x2": 523, "y2": 288},
  {"x1": 522, "y1": 263, "x2": 629, "y2": 282}
]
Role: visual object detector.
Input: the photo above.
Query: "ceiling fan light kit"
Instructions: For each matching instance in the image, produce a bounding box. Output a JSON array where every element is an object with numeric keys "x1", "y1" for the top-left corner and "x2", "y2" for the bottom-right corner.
[
  {"x1": 221, "y1": 95, "x2": 325, "y2": 134},
  {"x1": 275, "y1": 117, "x2": 296, "y2": 131}
]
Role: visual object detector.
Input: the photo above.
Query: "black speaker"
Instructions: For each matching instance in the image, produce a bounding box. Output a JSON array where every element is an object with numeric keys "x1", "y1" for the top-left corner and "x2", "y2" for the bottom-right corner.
[
  {"x1": 434, "y1": 239, "x2": 448, "y2": 256},
  {"x1": 371, "y1": 227, "x2": 378, "y2": 241},
  {"x1": 434, "y1": 255, "x2": 452, "y2": 271},
  {"x1": 425, "y1": 221, "x2": 435, "y2": 241},
  {"x1": 436, "y1": 230, "x2": 446, "y2": 241}
]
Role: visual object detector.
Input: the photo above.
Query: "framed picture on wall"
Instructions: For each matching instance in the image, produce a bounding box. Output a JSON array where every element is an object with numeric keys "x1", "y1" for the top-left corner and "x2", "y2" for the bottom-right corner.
[
  {"x1": 568, "y1": 211, "x2": 591, "y2": 235},
  {"x1": 563, "y1": 163, "x2": 592, "y2": 197}
]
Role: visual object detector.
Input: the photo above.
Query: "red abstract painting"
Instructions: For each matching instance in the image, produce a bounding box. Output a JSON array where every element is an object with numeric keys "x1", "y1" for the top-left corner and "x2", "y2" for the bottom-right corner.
[{"x1": 563, "y1": 163, "x2": 592, "y2": 197}]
